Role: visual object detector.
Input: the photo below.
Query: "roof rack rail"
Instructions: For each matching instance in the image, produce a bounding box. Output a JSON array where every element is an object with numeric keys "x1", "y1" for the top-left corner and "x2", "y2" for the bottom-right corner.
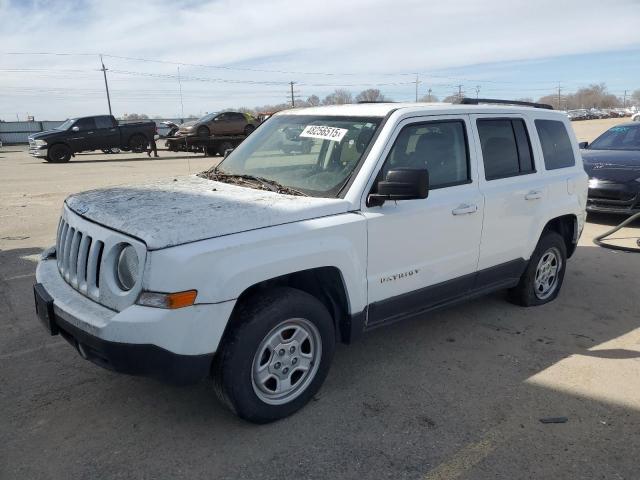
[
  {"x1": 460, "y1": 98, "x2": 554, "y2": 110},
  {"x1": 356, "y1": 100, "x2": 396, "y2": 104}
]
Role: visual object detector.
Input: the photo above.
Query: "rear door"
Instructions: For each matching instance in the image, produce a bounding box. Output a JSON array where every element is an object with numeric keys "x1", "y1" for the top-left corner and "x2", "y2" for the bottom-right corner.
[
  {"x1": 363, "y1": 115, "x2": 484, "y2": 326},
  {"x1": 470, "y1": 114, "x2": 547, "y2": 280},
  {"x1": 93, "y1": 115, "x2": 119, "y2": 149}
]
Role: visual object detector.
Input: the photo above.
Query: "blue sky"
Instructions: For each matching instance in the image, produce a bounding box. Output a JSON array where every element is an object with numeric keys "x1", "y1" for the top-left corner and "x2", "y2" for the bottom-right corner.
[{"x1": 1, "y1": 0, "x2": 639, "y2": 119}]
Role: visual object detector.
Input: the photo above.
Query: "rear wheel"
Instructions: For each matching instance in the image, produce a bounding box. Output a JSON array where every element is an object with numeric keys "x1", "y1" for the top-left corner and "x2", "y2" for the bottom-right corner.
[
  {"x1": 198, "y1": 126, "x2": 210, "y2": 138},
  {"x1": 47, "y1": 144, "x2": 71, "y2": 163},
  {"x1": 217, "y1": 141, "x2": 234, "y2": 157},
  {"x1": 509, "y1": 231, "x2": 567, "y2": 306},
  {"x1": 128, "y1": 134, "x2": 147, "y2": 153},
  {"x1": 101, "y1": 148, "x2": 121, "y2": 154},
  {"x1": 244, "y1": 124, "x2": 255, "y2": 136},
  {"x1": 213, "y1": 287, "x2": 335, "y2": 423}
]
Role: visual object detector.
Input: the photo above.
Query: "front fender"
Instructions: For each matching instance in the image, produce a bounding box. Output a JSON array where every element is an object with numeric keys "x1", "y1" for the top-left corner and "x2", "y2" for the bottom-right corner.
[{"x1": 144, "y1": 213, "x2": 368, "y2": 314}]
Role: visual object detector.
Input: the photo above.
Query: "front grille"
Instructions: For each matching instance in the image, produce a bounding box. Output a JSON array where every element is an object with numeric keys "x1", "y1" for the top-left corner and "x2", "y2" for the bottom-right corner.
[{"x1": 56, "y1": 217, "x2": 103, "y2": 300}]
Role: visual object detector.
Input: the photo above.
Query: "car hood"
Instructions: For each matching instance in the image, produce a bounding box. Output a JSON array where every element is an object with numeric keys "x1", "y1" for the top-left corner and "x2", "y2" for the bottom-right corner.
[
  {"x1": 65, "y1": 175, "x2": 352, "y2": 250},
  {"x1": 29, "y1": 129, "x2": 65, "y2": 140},
  {"x1": 581, "y1": 149, "x2": 640, "y2": 183}
]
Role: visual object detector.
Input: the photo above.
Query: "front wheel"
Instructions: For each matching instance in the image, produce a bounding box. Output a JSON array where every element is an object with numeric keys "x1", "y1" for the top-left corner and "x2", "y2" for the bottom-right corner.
[
  {"x1": 197, "y1": 126, "x2": 210, "y2": 138},
  {"x1": 213, "y1": 287, "x2": 335, "y2": 423},
  {"x1": 509, "y1": 231, "x2": 567, "y2": 306},
  {"x1": 47, "y1": 144, "x2": 71, "y2": 163}
]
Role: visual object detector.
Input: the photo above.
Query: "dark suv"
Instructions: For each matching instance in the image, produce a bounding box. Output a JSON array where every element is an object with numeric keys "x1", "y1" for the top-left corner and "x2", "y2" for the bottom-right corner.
[{"x1": 178, "y1": 112, "x2": 257, "y2": 138}]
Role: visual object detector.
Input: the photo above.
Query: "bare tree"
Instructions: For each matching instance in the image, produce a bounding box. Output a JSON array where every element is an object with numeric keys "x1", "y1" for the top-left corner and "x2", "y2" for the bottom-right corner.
[
  {"x1": 538, "y1": 83, "x2": 621, "y2": 110},
  {"x1": 442, "y1": 94, "x2": 461, "y2": 104},
  {"x1": 631, "y1": 89, "x2": 640, "y2": 106},
  {"x1": 322, "y1": 89, "x2": 353, "y2": 105},
  {"x1": 355, "y1": 89, "x2": 387, "y2": 102},
  {"x1": 121, "y1": 113, "x2": 149, "y2": 120},
  {"x1": 418, "y1": 93, "x2": 439, "y2": 102},
  {"x1": 306, "y1": 95, "x2": 320, "y2": 106}
]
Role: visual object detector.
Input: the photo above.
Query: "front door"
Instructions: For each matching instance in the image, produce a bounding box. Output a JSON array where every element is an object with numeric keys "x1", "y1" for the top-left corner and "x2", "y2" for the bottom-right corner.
[
  {"x1": 68, "y1": 117, "x2": 97, "y2": 152},
  {"x1": 362, "y1": 115, "x2": 484, "y2": 326}
]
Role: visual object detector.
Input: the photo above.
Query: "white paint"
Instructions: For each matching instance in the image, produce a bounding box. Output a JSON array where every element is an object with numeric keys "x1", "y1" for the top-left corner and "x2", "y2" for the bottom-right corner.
[{"x1": 38, "y1": 103, "x2": 587, "y2": 366}]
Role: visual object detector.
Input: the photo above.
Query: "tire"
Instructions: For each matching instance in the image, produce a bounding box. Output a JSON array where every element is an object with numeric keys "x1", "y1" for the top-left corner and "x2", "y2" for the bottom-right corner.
[
  {"x1": 244, "y1": 124, "x2": 255, "y2": 136},
  {"x1": 509, "y1": 231, "x2": 567, "y2": 307},
  {"x1": 217, "y1": 141, "x2": 234, "y2": 157},
  {"x1": 197, "y1": 126, "x2": 210, "y2": 138},
  {"x1": 213, "y1": 287, "x2": 335, "y2": 424},
  {"x1": 128, "y1": 134, "x2": 147, "y2": 153},
  {"x1": 47, "y1": 144, "x2": 72, "y2": 163}
]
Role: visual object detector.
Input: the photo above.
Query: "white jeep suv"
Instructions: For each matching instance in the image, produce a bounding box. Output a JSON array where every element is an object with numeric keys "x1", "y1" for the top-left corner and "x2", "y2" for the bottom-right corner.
[{"x1": 34, "y1": 101, "x2": 587, "y2": 423}]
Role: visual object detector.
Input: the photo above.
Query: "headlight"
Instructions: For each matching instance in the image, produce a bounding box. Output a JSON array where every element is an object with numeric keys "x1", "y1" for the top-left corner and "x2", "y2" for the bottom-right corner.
[
  {"x1": 116, "y1": 245, "x2": 139, "y2": 291},
  {"x1": 34, "y1": 139, "x2": 47, "y2": 146}
]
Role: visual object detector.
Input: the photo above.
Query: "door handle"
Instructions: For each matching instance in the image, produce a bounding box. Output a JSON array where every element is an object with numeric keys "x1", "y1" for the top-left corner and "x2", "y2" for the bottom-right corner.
[
  {"x1": 525, "y1": 190, "x2": 542, "y2": 200},
  {"x1": 452, "y1": 204, "x2": 478, "y2": 215}
]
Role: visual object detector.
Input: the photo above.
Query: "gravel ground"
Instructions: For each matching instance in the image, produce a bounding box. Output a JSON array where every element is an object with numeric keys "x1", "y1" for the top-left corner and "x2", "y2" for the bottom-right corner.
[{"x1": 1, "y1": 124, "x2": 639, "y2": 479}]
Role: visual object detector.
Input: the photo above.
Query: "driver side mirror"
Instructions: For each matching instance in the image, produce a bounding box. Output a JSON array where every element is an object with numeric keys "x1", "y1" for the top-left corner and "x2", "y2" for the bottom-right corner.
[
  {"x1": 578, "y1": 141, "x2": 589, "y2": 149},
  {"x1": 224, "y1": 148, "x2": 234, "y2": 158},
  {"x1": 367, "y1": 168, "x2": 429, "y2": 207},
  {"x1": 71, "y1": 126, "x2": 79, "y2": 132}
]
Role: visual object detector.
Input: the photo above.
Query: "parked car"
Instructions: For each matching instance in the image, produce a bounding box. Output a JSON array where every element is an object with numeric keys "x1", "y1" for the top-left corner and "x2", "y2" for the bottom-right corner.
[
  {"x1": 34, "y1": 101, "x2": 587, "y2": 423},
  {"x1": 632, "y1": 112, "x2": 640, "y2": 122},
  {"x1": 28, "y1": 115, "x2": 156, "y2": 163},
  {"x1": 580, "y1": 122, "x2": 640, "y2": 214},
  {"x1": 178, "y1": 111, "x2": 257, "y2": 138}
]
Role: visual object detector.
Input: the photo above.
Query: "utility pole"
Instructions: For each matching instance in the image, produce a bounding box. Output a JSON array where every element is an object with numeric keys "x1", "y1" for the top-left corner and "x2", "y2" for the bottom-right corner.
[
  {"x1": 100, "y1": 54, "x2": 112, "y2": 116},
  {"x1": 557, "y1": 82, "x2": 562, "y2": 110},
  {"x1": 457, "y1": 84, "x2": 464, "y2": 102},
  {"x1": 290, "y1": 81, "x2": 295, "y2": 107},
  {"x1": 475, "y1": 85, "x2": 481, "y2": 99},
  {"x1": 177, "y1": 66, "x2": 185, "y2": 119},
  {"x1": 623, "y1": 90, "x2": 628, "y2": 108},
  {"x1": 415, "y1": 74, "x2": 420, "y2": 102},
  {"x1": 427, "y1": 88, "x2": 432, "y2": 102}
]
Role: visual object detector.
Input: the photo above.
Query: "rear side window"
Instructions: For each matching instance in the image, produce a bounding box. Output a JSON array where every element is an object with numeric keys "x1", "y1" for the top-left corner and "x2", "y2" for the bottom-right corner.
[
  {"x1": 477, "y1": 118, "x2": 535, "y2": 180},
  {"x1": 382, "y1": 120, "x2": 470, "y2": 189},
  {"x1": 535, "y1": 120, "x2": 575, "y2": 169},
  {"x1": 95, "y1": 116, "x2": 114, "y2": 129}
]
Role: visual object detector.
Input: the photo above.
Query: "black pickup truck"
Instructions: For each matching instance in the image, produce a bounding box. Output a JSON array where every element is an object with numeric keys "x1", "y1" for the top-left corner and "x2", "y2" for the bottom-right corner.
[{"x1": 28, "y1": 115, "x2": 156, "y2": 162}]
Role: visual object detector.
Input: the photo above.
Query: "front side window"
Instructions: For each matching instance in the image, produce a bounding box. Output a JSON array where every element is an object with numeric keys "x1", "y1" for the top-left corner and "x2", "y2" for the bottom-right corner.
[
  {"x1": 535, "y1": 119, "x2": 576, "y2": 169},
  {"x1": 477, "y1": 118, "x2": 535, "y2": 180},
  {"x1": 74, "y1": 117, "x2": 96, "y2": 131},
  {"x1": 208, "y1": 115, "x2": 381, "y2": 197},
  {"x1": 380, "y1": 120, "x2": 470, "y2": 189}
]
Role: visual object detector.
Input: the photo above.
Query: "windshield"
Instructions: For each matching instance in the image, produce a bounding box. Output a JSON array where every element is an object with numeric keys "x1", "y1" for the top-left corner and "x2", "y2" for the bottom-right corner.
[
  {"x1": 56, "y1": 119, "x2": 75, "y2": 130},
  {"x1": 198, "y1": 112, "x2": 217, "y2": 123},
  {"x1": 204, "y1": 115, "x2": 382, "y2": 197},
  {"x1": 590, "y1": 125, "x2": 640, "y2": 151}
]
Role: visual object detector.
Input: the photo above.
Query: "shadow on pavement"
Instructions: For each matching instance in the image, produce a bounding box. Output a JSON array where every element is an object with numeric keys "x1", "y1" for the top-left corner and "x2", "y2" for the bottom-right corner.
[{"x1": 1, "y1": 242, "x2": 639, "y2": 479}]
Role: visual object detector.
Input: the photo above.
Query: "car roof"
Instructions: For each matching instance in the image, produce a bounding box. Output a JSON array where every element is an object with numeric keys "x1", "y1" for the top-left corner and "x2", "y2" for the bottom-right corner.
[{"x1": 276, "y1": 102, "x2": 567, "y2": 118}]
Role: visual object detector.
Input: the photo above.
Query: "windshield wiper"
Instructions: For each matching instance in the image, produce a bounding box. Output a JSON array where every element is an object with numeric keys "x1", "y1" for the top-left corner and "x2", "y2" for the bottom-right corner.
[{"x1": 208, "y1": 172, "x2": 308, "y2": 197}]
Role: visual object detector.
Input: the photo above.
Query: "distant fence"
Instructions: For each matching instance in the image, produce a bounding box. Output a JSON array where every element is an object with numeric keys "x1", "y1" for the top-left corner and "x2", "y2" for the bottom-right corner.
[{"x1": 0, "y1": 118, "x2": 188, "y2": 144}]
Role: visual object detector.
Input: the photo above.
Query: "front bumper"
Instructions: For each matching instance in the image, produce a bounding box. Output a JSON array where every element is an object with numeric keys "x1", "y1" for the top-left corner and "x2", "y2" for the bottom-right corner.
[
  {"x1": 29, "y1": 145, "x2": 48, "y2": 158},
  {"x1": 587, "y1": 181, "x2": 640, "y2": 215},
  {"x1": 35, "y1": 258, "x2": 236, "y2": 384}
]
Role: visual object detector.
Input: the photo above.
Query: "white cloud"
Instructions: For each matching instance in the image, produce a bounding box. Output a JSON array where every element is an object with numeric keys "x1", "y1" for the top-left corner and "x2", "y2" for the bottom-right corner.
[{"x1": 1, "y1": 0, "x2": 639, "y2": 118}]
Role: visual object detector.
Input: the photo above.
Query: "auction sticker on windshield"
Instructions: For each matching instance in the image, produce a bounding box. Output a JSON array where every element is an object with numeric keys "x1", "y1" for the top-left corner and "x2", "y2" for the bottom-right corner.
[{"x1": 299, "y1": 125, "x2": 348, "y2": 142}]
